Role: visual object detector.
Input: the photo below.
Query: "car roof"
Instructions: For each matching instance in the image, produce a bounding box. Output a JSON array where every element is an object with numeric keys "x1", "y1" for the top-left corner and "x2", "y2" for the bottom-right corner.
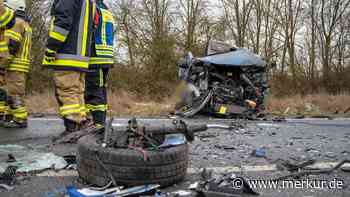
[{"x1": 197, "y1": 48, "x2": 266, "y2": 67}]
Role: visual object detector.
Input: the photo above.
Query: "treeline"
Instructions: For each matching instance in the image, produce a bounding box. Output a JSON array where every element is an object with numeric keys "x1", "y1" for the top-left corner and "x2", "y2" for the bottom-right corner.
[{"x1": 26, "y1": 0, "x2": 350, "y2": 98}]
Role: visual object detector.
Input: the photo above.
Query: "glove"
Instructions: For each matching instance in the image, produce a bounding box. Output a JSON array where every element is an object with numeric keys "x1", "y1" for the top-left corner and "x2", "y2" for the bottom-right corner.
[
  {"x1": 44, "y1": 48, "x2": 57, "y2": 63},
  {"x1": 245, "y1": 100, "x2": 257, "y2": 109}
]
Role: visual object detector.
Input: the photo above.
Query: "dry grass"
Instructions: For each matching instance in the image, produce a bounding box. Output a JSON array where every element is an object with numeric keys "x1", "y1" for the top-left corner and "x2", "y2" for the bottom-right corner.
[
  {"x1": 26, "y1": 91, "x2": 350, "y2": 117},
  {"x1": 267, "y1": 93, "x2": 350, "y2": 116},
  {"x1": 26, "y1": 91, "x2": 174, "y2": 116},
  {"x1": 107, "y1": 91, "x2": 174, "y2": 116},
  {"x1": 27, "y1": 92, "x2": 58, "y2": 114}
]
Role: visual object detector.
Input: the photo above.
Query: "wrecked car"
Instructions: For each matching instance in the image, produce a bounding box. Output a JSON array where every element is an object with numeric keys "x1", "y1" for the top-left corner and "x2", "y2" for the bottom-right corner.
[{"x1": 175, "y1": 41, "x2": 269, "y2": 118}]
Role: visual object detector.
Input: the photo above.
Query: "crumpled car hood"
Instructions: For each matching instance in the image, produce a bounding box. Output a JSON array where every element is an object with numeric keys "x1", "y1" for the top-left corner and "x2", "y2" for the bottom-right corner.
[{"x1": 197, "y1": 48, "x2": 266, "y2": 67}]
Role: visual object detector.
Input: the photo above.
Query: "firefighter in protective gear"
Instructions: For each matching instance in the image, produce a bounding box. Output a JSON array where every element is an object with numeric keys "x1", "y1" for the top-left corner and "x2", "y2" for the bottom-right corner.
[
  {"x1": 0, "y1": 0, "x2": 16, "y2": 121},
  {"x1": 42, "y1": 0, "x2": 99, "y2": 135},
  {"x1": 85, "y1": 0, "x2": 114, "y2": 127},
  {"x1": 0, "y1": 0, "x2": 27, "y2": 128}
]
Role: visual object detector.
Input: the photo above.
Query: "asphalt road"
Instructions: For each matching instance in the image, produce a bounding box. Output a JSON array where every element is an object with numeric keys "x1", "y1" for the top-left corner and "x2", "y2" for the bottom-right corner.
[{"x1": 0, "y1": 117, "x2": 349, "y2": 197}]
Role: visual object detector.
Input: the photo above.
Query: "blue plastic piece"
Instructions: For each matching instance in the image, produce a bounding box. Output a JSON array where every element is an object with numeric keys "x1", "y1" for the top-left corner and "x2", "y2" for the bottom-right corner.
[
  {"x1": 252, "y1": 148, "x2": 266, "y2": 158},
  {"x1": 159, "y1": 134, "x2": 186, "y2": 148},
  {"x1": 67, "y1": 186, "x2": 90, "y2": 197}
]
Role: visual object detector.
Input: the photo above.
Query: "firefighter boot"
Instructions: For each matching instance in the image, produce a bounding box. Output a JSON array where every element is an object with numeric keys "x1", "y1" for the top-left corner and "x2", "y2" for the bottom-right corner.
[
  {"x1": 3, "y1": 96, "x2": 28, "y2": 128},
  {"x1": 79, "y1": 118, "x2": 104, "y2": 134},
  {"x1": 3, "y1": 119, "x2": 27, "y2": 128},
  {"x1": 52, "y1": 118, "x2": 80, "y2": 143},
  {"x1": 91, "y1": 110, "x2": 106, "y2": 128},
  {"x1": 54, "y1": 119, "x2": 103, "y2": 144}
]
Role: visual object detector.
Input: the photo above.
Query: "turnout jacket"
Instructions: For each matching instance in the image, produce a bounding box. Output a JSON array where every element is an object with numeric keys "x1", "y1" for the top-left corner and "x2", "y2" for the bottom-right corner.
[
  {"x1": 0, "y1": 1, "x2": 16, "y2": 61},
  {"x1": 5, "y1": 16, "x2": 32, "y2": 73},
  {"x1": 43, "y1": 0, "x2": 96, "y2": 71},
  {"x1": 89, "y1": 7, "x2": 115, "y2": 69}
]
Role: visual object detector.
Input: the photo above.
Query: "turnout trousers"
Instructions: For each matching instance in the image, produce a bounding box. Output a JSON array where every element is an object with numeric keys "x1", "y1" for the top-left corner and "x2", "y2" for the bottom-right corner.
[
  {"x1": 0, "y1": 68, "x2": 28, "y2": 122},
  {"x1": 85, "y1": 67, "x2": 109, "y2": 126},
  {"x1": 53, "y1": 70, "x2": 87, "y2": 129}
]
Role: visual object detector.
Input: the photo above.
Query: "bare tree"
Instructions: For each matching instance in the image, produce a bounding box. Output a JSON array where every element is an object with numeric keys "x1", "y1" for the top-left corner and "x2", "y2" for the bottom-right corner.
[
  {"x1": 221, "y1": 0, "x2": 253, "y2": 47},
  {"x1": 276, "y1": 0, "x2": 302, "y2": 79},
  {"x1": 318, "y1": 0, "x2": 350, "y2": 89},
  {"x1": 178, "y1": 0, "x2": 207, "y2": 53}
]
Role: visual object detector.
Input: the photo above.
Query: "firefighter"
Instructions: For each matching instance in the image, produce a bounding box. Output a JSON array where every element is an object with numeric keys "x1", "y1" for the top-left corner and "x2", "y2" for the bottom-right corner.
[
  {"x1": 0, "y1": 0, "x2": 16, "y2": 122},
  {"x1": 0, "y1": 0, "x2": 31, "y2": 128},
  {"x1": 85, "y1": 0, "x2": 115, "y2": 127},
  {"x1": 42, "y1": 0, "x2": 99, "y2": 136}
]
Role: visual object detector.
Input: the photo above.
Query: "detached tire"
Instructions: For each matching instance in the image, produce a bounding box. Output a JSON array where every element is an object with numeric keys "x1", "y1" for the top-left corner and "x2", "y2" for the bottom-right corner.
[{"x1": 77, "y1": 135, "x2": 189, "y2": 187}]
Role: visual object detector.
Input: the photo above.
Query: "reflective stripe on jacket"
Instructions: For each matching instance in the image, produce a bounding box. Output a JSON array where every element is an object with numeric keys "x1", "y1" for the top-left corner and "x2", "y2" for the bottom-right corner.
[
  {"x1": 90, "y1": 7, "x2": 115, "y2": 68},
  {"x1": 42, "y1": 0, "x2": 96, "y2": 71},
  {"x1": 5, "y1": 17, "x2": 32, "y2": 73},
  {"x1": 0, "y1": 5, "x2": 15, "y2": 28},
  {"x1": 0, "y1": 5, "x2": 15, "y2": 61}
]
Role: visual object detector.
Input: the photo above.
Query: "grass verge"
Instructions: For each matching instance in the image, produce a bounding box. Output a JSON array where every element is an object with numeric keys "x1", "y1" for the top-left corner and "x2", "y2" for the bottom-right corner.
[{"x1": 26, "y1": 91, "x2": 350, "y2": 117}]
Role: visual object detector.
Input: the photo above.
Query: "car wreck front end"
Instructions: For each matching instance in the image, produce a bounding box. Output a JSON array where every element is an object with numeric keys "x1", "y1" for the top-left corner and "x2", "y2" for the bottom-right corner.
[{"x1": 175, "y1": 44, "x2": 269, "y2": 118}]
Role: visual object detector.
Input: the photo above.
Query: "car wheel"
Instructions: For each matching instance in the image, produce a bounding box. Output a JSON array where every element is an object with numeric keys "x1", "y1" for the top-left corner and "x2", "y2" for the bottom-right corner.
[{"x1": 77, "y1": 134, "x2": 189, "y2": 187}]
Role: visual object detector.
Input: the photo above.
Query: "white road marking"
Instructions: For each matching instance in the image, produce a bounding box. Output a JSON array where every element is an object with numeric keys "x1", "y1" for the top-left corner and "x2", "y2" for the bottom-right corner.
[{"x1": 36, "y1": 162, "x2": 350, "y2": 177}]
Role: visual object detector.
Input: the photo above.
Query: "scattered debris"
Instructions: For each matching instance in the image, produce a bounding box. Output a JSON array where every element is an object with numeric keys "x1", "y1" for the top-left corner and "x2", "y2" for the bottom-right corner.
[
  {"x1": 324, "y1": 152, "x2": 337, "y2": 159},
  {"x1": 197, "y1": 134, "x2": 218, "y2": 139},
  {"x1": 0, "y1": 166, "x2": 17, "y2": 191},
  {"x1": 200, "y1": 168, "x2": 213, "y2": 181},
  {"x1": 172, "y1": 190, "x2": 193, "y2": 196},
  {"x1": 275, "y1": 159, "x2": 316, "y2": 172},
  {"x1": 305, "y1": 148, "x2": 320, "y2": 155},
  {"x1": 0, "y1": 145, "x2": 67, "y2": 173},
  {"x1": 274, "y1": 159, "x2": 350, "y2": 181},
  {"x1": 63, "y1": 155, "x2": 77, "y2": 170},
  {"x1": 341, "y1": 166, "x2": 350, "y2": 173},
  {"x1": 75, "y1": 186, "x2": 123, "y2": 196},
  {"x1": 251, "y1": 148, "x2": 266, "y2": 158},
  {"x1": 6, "y1": 154, "x2": 16, "y2": 163},
  {"x1": 67, "y1": 184, "x2": 160, "y2": 197},
  {"x1": 189, "y1": 182, "x2": 200, "y2": 190},
  {"x1": 159, "y1": 134, "x2": 187, "y2": 148},
  {"x1": 54, "y1": 127, "x2": 104, "y2": 144},
  {"x1": 0, "y1": 183, "x2": 14, "y2": 191},
  {"x1": 63, "y1": 155, "x2": 77, "y2": 165},
  {"x1": 0, "y1": 166, "x2": 17, "y2": 184},
  {"x1": 196, "y1": 172, "x2": 259, "y2": 196},
  {"x1": 214, "y1": 145, "x2": 236, "y2": 150}
]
